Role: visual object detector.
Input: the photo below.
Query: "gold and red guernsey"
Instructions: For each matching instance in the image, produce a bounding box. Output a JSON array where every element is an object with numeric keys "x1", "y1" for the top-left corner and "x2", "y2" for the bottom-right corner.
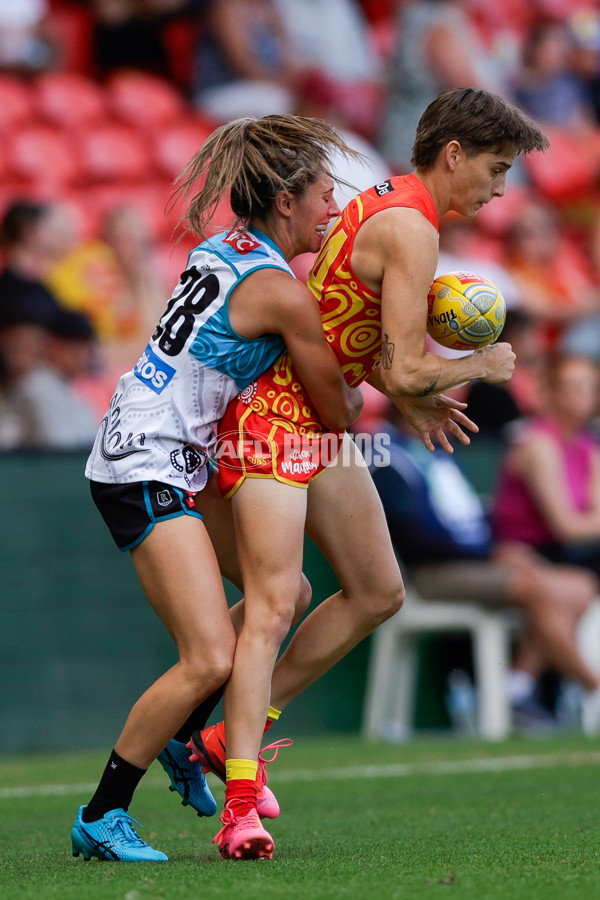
[{"x1": 238, "y1": 173, "x2": 439, "y2": 435}]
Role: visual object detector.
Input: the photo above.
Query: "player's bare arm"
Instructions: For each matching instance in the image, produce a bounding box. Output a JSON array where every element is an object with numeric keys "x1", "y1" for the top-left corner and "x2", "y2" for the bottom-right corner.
[
  {"x1": 354, "y1": 207, "x2": 516, "y2": 396},
  {"x1": 229, "y1": 268, "x2": 363, "y2": 430},
  {"x1": 367, "y1": 366, "x2": 478, "y2": 453}
]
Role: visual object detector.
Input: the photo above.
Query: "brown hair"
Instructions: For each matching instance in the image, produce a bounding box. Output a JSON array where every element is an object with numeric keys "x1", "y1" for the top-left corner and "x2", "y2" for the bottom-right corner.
[
  {"x1": 173, "y1": 114, "x2": 362, "y2": 237},
  {"x1": 411, "y1": 88, "x2": 549, "y2": 170}
]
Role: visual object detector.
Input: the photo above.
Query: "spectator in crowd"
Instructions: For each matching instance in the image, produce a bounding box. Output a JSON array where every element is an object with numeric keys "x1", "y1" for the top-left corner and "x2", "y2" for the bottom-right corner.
[
  {"x1": 568, "y1": 6, "x2": 600, "y2": 127},
  {"x1": 372, "y1": 403, "x2": 600, "y2": 731},
  {"x1": 10, "y1": 309, "x2": 100, "y2": 450},
  {"x1": 192, "y1": 0, "x2": 301, "y2": 121},
  {"x1": 465, "y1": 309, "x2": 545, "y2": 440},
  {"x1": 376, "y1": 0, "x2": 507, "y2": 172},
  {"x1": 45, "y1": 204, "x2": 168, "y2": 376},
  {"x1": 0, "y1": 200, "x2": 76, "y2": 332},
  {"x1": 0, "y1": 0, "x2": 56, "y2": 75},
  {"x1": 275, "y1": 0, "x2": 383, "y2": 138},
  {"x1": 0, "y1": 298, "x2": 100, "y2": 450},
  {"x1": 510, "y1": 18, "x2": 599, "y2": 132},
  {"x1": 503, "y1": 196, "x2": 600, "y2": 351},
  {"x1": 492, "y1": 353, "x2": 600, "y2": 577},
  {"x1": 0, "y1": 316, "x2": 45, "y2": 449},
  {"x1": 88, "y1": 0, "x2": 197, "y2": 83}
]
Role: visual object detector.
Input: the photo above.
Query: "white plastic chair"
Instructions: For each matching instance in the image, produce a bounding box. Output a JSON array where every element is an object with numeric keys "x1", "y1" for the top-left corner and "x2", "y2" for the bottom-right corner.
[
  {"x1": 363, "y1": 585, "x2": 600, "y2": 741},
  {"x1": 362, "y1": 584, "x2": 516, "y2": 741}
]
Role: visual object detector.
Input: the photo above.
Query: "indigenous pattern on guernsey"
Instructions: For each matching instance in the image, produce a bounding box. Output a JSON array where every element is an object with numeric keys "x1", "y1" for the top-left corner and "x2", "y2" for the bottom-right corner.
[
  {"x1": 85, "y1": 227, "x2": 292, "y2": 491},
  {"x1": 223, "y1": 173, "x2": 440, "y2": 437}
]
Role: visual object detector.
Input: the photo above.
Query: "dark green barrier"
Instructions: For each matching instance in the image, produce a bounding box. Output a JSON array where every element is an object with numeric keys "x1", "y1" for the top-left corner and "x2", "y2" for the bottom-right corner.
[{"x1": 0, "y1": 452, "x2": 369, "y2": 755}]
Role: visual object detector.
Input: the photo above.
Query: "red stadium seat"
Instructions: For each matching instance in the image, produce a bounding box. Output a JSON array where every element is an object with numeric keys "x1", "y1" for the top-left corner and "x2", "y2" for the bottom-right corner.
[
  {"x1": 522, "y1": 127, "x2": 600, "y2": 205},
  {"x1": 475, "y1": 184, "x2": 535, "y2": 237},
  {"x1": 105, "y1": 71, "x2": 187, "y2": 133},
  {"x1": 33, "y1": 71, "x2": 108, "y2": 133},
  {"x1": 0, "y1": 75, "x2": 35, "y2": 135},
  {"x1": 78, "y1": 122, "x2": 156, "y2": 184},
  {"x1": 7, "y1": 124, "x2": 82, "y2": 189},
  {"x1": 81, "y1": 181, "x2": 176, "y2": 242},
  {"x1": 152, "y1": 116, "x2": 216, "y2": 180}
]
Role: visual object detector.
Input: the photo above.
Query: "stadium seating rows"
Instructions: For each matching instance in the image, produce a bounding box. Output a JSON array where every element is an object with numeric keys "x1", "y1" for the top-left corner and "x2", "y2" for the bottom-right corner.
[{"x1": 0, "y1": 70, "x2": 218, "y2": 246}]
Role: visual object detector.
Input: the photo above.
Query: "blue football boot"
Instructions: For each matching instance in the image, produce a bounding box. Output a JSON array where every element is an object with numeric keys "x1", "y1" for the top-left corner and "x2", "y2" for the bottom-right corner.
[
  {"x1": 71, "y1": 806, "x2": 168, "y2": 861},
  {"x1": 157, "y1": 738, "x2": 217, "y2": 817}
]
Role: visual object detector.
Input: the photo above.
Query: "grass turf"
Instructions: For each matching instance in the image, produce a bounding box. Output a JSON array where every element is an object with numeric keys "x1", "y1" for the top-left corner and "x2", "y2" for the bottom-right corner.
[{"x1": 1, "y1": 733, "x2": 600, "y2": 899}]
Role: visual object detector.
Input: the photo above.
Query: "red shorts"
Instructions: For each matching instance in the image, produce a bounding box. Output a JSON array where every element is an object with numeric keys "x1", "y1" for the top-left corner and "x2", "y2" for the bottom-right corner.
[{"x1": 216, "y1": 400, "x2": 344, "y2": 499}]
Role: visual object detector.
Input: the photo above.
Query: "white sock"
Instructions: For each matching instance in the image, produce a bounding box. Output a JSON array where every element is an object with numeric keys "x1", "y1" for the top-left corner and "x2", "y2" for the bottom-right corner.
[{"x1": 508, "y1": 670, "x2": 535, "y2": 704}]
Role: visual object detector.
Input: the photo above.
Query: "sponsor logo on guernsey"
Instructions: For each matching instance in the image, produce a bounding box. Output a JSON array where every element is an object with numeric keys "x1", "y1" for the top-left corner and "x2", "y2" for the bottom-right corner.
[
  {"x1": 223, "y1": 229, "x2": 261, "y2": 254},
  {"x1": 133, "y1": 344, "x2": 176, "y2": 394},
  {"x1": 374, "y1": 180, "x2": 394, "y2": 196}
]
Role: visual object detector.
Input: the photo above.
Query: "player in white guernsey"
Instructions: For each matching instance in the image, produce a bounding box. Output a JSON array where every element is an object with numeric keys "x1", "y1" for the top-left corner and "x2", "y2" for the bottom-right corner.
[
  {"x1": 85, "y1": 228, "x2": 294, "y2": 494},
  {"x1": 71, "y1": 115, "x2": 363, "y2": 863}
]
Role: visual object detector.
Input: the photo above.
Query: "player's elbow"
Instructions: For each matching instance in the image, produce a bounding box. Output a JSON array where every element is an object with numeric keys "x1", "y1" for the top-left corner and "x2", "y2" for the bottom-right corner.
[
  {"x1": 380, "y1": 364, "x2": 427, "y2": 398},
  {"x1": 321, "y1": 387, "x2": 364, "y2": 430}
]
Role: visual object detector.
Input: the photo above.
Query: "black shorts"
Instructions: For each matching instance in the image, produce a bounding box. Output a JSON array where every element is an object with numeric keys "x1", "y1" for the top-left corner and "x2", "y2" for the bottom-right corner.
[{"x1": 90, "y1": 479, "x2": 203, "y2": 551}]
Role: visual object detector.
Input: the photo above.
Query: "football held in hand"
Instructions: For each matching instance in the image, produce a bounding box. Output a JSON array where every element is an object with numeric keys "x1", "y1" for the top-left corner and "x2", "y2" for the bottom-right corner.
[{"x1": 427, "y1": 272, "x2": 506, "y2": 350}]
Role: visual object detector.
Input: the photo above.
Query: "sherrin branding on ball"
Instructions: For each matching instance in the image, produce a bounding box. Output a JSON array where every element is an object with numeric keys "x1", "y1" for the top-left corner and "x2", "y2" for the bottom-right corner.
[{"x1": 426, "y1": 272, "x2": 506, "y2": 351}]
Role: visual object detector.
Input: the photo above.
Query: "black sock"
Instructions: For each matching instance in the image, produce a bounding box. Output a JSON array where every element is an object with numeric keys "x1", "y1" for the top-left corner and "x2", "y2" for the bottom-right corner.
[
  {"x1": 82, "y1": 750, "x2": 146, "y2": 823},
  {"x1": 172, "y1": 686, "x2": 225, "y2": 744}
]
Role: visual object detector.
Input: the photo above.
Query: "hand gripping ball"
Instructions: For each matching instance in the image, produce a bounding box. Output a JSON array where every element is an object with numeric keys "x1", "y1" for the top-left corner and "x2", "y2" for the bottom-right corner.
[{"x1": 427, "y1": 272, "x2": 506, "y2": 350}]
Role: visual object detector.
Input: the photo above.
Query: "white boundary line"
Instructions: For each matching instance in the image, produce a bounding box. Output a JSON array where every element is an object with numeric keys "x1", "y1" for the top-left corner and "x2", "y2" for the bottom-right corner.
[{"x1": 2, "y1": 750, "x2": 600, "y2": 800}]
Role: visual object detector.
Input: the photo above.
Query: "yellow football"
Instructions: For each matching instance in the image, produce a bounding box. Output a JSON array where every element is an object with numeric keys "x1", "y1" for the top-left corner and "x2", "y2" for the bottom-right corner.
[{"x1": 427, "y1": 272, "x2": 506, "y2": 350}]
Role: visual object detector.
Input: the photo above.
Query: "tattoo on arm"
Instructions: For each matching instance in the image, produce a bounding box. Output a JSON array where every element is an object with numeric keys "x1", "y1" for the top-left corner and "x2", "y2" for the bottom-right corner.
[
  {"x1": 415, "y1": 357, "x2": 442, "y2": 397},
  {"x1": 415, "y1": 378, "x2": 438, "y2": 397},
  {"x1": 381, "y1": 333, "x2": 395, "y2": 369}
]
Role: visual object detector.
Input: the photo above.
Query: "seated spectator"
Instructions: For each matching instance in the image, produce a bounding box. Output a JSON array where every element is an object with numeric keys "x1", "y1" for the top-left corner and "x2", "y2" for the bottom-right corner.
[
  {"x1": 0, "y1": 0, "x2": 56, "y2": 75},
  {"x1": 503, "y1": 196, "x2": 600, "y2": 351},
  {"x1": 88, "y1": 0, "x2": 195, "y2": 83},
  {"x1": 276, "y1": 0, "x2": 383, "y2": 138},
  {"x1": 1, "y1": 309, "x2": 100, "y2": 451},
  {"x1": 510, "y1": 19, "x2": 599, "y2": 133},
  {"x1": 0, "y1": 199, "x2": 77, "y2": 331},
  {"x1": 568, "y1": 6, "x2": 600, "y2": 127},
  {"x1": 192, "y1": 0, "x2": 300, "y2": 121},
  {"x1": 45, "y1": 204, "x2": 168, "y2": 377},
  {"x1": 371, "y1": 404, "x2": 600, "y2": 731},
  {"x1": 492, "y1": 353, "x2": 600, "y2": 578},
  {"x1": 376, "y1": 0, "x2": 507, "y2": 172},
  {"x1": 0, "y1": 317, "x2": 46, "y2": 449}
]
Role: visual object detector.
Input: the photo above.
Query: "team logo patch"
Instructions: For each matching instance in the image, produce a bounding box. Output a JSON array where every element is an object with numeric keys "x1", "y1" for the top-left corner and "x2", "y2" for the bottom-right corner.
[
  {"x1": 374, "y1": 180, "x2": 394, "y2": 196},
  {"x1": 134, "y1": 344, "x2": 175, "y2": 394},
  {"x1": 156, "y1": 489, "x2": 173, "y2": 507},
  {"x1": 223, "y1": 229, "x2": 261, "y2": 254}
]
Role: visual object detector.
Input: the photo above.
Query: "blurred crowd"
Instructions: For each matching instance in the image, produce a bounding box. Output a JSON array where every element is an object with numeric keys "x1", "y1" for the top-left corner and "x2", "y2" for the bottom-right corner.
[{"x1": 3, "y1": 0, "x2": 600, "y2": 728}]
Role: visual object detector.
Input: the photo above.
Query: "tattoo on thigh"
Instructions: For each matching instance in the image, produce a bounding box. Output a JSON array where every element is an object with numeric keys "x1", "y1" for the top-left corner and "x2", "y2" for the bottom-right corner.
[{"x1": 381, "y1": 333, "x2": 395, "y2": 369}]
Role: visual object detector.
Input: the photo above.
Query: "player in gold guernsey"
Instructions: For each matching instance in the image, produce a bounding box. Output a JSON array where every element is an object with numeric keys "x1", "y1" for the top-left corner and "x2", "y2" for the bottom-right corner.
[
  {"x1": 218, "y1": 171, "x2": 444, "y2": 496},
  {"x1": 189, "y1": 89, "x2": 549, "y2": 859}
]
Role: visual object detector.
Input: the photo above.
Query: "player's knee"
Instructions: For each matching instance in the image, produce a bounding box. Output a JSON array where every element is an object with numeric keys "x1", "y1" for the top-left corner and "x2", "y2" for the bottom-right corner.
[
  {"x1": 369, "y1": 581, "x2": 405, "y2": 626},
  {"x1": 269, "y1": 599, "x2": 298, "y2": 644},
  {"x1": 182, "y1": 644, "x2": 234, "y2": 698},
  {"x1": 387, "y1": 582, "x2": 405, "y2": 618},
  {"x1": 292, "y1": 574, "x2": 312, "y2": 624}
]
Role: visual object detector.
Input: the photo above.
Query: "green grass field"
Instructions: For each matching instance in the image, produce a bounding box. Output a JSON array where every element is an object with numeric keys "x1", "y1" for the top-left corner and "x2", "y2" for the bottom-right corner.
[{"x1": 2, "y1": 733, "x2": 600, "y2": 900}]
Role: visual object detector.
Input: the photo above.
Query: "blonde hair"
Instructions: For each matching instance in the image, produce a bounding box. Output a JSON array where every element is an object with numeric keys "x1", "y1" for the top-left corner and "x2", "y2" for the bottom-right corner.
[{"x1": 173, "y1": 114, "x2": 362, "y2": 237}]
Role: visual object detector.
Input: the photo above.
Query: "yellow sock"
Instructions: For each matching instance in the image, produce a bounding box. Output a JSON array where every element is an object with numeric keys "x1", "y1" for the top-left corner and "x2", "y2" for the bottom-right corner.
[
  {"x1": 225, "y1": 758, "x2": 258, "y2": 782},
  {"x1": 267, "y1": 705, "x2": 282, "y2": 722}
]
